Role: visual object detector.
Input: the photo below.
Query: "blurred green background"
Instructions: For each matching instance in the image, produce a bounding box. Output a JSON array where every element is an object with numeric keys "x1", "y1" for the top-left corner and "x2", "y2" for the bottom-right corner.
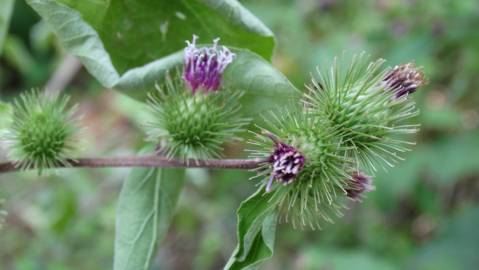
[{"x1": 1, "y1": 0, "x2": 479, "y2": 269}]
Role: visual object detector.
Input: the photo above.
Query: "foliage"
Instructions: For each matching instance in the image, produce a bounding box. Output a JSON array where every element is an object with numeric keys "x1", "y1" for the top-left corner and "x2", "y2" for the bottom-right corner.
[
  {"x1": 1, "y1": 0, "x2": 479, "y2": 269},
  {"x1": 115, "y1": 147, "x2": 185, "y2": 270},
  {"x1": 225, "y1": 188, "x2": 278, "y2": 270},
  {"x1": 25, "y1": 0, "x2": 275, "y2": 99}
]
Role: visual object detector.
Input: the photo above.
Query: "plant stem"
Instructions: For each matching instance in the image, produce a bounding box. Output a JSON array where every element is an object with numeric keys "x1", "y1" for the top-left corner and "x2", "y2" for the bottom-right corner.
[{"x1": 0, "y1": 155, "x2": 269, "y2": 174}]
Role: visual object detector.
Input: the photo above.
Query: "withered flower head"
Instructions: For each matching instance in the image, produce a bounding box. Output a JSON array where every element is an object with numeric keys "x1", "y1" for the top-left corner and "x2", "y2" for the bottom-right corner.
[
  {"x1": 345, "y1": 172, "x2": 374, "y2": 201},
  {"x1": 384, "y1": 63, "x2": 426, "y2": 98}
]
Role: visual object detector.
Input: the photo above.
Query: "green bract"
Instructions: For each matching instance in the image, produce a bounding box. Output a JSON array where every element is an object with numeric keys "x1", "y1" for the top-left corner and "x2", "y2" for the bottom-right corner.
[
  {"x1": 145, "y1": 76, "x2": 250, "y2": 159},
  {"x1": 2, "y1": 90, "x2": 79, "y2": 174},
  {"x1": 251, "y1": 54, "x2": 421, "y2": 229}
]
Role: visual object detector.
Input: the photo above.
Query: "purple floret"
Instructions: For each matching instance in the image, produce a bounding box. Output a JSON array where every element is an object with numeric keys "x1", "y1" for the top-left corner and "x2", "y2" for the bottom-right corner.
[
  {"x1": 183, "y1": 35, "x2": 235, "y2": 94},
  {"x1": 383, "y1": 63, "x2": 425, "y2": 98},
  {"x1": 345, "y1": 172, "x2": 374, "y2": 201},
  {"x1": 266, "y1": 141, "x2": 305, "y2": 192}
]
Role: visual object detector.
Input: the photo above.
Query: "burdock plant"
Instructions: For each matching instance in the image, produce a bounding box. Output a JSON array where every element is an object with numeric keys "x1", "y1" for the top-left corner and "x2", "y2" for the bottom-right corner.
[
  {"x1": 304, "y1": 55, "x2": 423, "y2": 172},
  {"x1": 0, "y1": 36, "x2": 426, "y2": 270},
  {"x1": 145, "y1": 36, "x2": 249, "y2": 160},
  {"x1": 0, "y1": 1, "x2": 430, "y2": 269},
  {"x1": 250, "y1": 109, "x2": 352, "y2": 229},
  {"x1": 250, "y1": 54, "x2": 425, "y2": 229},
  {"x1": 2, "y1": 90, "x2": 80, "y2": 174}
]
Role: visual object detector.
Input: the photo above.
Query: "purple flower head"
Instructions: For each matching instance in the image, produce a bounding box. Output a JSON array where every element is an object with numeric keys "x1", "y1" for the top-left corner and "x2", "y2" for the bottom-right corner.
[
  {"x1": 264, "y1": 133, "x2": 306, "y2": 192},
  {"x1": 345, "y1": 172, "x2": 374, "y2": 201},
  {"x1": 183, "y1": 35, "x2": 236, "y2": 94},
  {"x1": 383, "y1": 63, "x2": 426, "y2": 98}
]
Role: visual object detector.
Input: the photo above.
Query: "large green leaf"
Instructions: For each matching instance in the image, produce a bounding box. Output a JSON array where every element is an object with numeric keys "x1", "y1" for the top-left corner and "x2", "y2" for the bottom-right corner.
[
  {"x1": 26, "y1": 0, "x2": 287, "y2": 100},
  {"x1": 223, "y1": 49, "x2": 299, "y2": 117},
  {"x1": 114, "y1": 148, "x2": 185, "y2": 270},
  {"x1": 0, "y1": 0, "x2": 14, "y2": 54},
  {"x1": 225, "y1": 187, "x2": 279, "y2": 270}
]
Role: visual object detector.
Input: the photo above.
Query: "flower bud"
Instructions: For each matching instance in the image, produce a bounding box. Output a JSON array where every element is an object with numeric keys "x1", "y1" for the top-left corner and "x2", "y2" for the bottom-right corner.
[
  {"x1": 146, "y1": 76, "x2": 248, "y2": 159},
  {"x1": 250, "y1": 114, "x2": 351, "y2": 229},
  {"x1": 183, "y1": 35, "x2": 235, "y2": 94},
  {"x1": 345, "y1": 172, "x2": 374, "y2": 201},
  {"x1": 250, "y1": 54, "x2": 424, "y2": 229},
  {"x1": 2, "y1": 90, "x2": 79, "y2": 174},
  {"x1": 384, "y1": 63, "x2": 426, "y2": 98},
  {"x1": 305, "y1": 54, "x2": 421, "y2": 172}
]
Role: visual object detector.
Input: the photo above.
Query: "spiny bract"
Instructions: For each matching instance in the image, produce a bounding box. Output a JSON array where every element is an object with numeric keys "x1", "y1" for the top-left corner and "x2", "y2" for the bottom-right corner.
[
  {"x1": 2, "y1": 90, "x2": 79, "y2": 174},
  {"x1": 145, "y1": 76, "x2": 249, "y2": 160},
  {"x1": 251, "y1": 54, "x2": 424, "y2": 229}
]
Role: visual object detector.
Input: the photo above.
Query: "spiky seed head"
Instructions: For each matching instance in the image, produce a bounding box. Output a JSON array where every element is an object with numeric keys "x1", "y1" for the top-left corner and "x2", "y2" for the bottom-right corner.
[
  {"x1": 345, "y1": 172, "x2": 374, "y2": 201},
  {"x1": 2, "y1": 90, "x2": 79, "y2": 174},
  {"x1": 146, "y1": 75, "x2": 249, "y2": 160},
  {"x1": 183, "y1": 35, "x2": 235, "y2": 93},
  {"x1": 383, "y1": 63, "x2": 426, "y2": 98},
  {"x1": 304, "y1": 53, "x2": 422, "y2": 172},
  {"x1": 251, "y1": 54, "x2": 423, "y2": 229},
  {"x1": 250, "y1": 110, "x2": 352, "y2": 229}
]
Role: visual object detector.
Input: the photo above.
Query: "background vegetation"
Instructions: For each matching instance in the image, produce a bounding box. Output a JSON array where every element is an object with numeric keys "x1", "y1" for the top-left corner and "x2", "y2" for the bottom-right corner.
[{"x1": 1, "y1": 0, "x2": 478, "y2": 269}]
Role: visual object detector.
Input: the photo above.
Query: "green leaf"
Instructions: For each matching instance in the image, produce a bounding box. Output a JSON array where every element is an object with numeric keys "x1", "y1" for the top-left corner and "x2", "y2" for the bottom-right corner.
[
  {"x1": 0, "y1": 0, "x2": 14, "y2": 54},
  {"x1": 225, "y1": 187, "x2": 279, "y2": 270},
  {"x1": 114, "y1": 147, "x2": 185, "y2": 270},
  {"x1": 223, "y1": 49, "x2": 299, "y2": 116},
  {"x1": 26, "y1": 0, "x2": 280, "y2": 99}
]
